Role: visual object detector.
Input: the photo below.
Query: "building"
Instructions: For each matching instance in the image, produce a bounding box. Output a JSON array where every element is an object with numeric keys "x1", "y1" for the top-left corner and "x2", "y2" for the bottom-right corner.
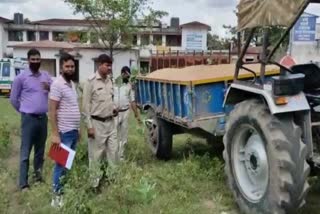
[
  {"x1": 135, "y1": 19, "x2": 212, "y2": 72},
  {"x1": 9, "y1": 41, "x2": 139, "y2": 83},
  {"x1": 0, "y1": 16, "x2": 11, "y2": 60},
  {"x1": 0, "y1": 13, "x2": 212, "y2": 82},
  {"x1": 230, "y1": 46, "x2": 263, "y2": 64},
  {"x1": 0, "y1": 13, "x2": 135, "y2": 82}
]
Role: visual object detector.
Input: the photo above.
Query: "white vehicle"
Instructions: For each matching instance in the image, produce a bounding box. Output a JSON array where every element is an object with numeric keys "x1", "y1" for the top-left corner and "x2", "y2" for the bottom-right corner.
[{"x1": 0, "y1": 58, "x2": 28, "y2": 95}]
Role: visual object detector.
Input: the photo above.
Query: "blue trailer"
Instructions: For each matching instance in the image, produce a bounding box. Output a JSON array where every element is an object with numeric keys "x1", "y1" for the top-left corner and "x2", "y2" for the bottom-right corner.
[
  {"x1": 136, "y1": 63, "x2": 279, "y2": 159},
  {"x1": 136, "y1": 0, "x2": 320, "y2": 213}
]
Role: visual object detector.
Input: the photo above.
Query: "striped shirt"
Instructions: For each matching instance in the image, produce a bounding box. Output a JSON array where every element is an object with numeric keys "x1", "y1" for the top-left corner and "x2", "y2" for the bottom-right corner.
[{"x1": 49, "y1": 76, "x2": 81, "y2": 133}]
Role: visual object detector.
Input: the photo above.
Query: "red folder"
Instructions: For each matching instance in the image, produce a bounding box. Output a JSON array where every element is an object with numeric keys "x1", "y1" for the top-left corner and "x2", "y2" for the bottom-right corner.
[{"x1": 48, "y1": 144, "x2": 69, "y2": 167}]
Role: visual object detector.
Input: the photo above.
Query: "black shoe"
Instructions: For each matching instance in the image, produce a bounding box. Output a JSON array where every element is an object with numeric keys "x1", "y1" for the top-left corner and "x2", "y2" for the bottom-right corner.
[
  {"x1": 21, "y1": 185, "x2": 30, "y2": 192},
  {"x1": 33, "y1": 172, "x2": 44, "y2": 184},
  {"x1": 35, "y1": 176, "x2": 43, "y2": 183}
]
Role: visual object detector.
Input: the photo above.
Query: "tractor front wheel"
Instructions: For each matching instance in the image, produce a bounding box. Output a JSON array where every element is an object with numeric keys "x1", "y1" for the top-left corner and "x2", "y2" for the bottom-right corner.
[{"x1": 224, "y1": 99, "x2": 310, "y2": 214}]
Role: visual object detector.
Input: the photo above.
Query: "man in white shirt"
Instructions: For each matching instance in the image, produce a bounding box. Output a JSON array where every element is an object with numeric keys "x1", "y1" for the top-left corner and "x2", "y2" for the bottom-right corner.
[{"x1": 114, "y1": 66, "x2": 142, "y2": 161}]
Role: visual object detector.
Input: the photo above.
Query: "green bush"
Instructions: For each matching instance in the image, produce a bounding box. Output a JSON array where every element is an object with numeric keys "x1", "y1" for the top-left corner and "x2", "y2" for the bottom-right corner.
[
  {"x1": 0, "y1": 170, "x2": 10, "y2": 212},
  {"x1": 126, "y1": 176, "x2": 157, "y2": 205},
  {"x1": 0, "y1": 122, "x2": 11, "y2": 156}
]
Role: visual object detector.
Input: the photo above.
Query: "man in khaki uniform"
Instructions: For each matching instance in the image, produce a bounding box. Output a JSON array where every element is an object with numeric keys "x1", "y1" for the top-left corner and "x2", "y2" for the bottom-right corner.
[
  {"x1": 114, "y1": 66, "x2": 142, "y2": 161},
  {"x1": 82, "y1": 54, "x2": 118, "y2": 188}
]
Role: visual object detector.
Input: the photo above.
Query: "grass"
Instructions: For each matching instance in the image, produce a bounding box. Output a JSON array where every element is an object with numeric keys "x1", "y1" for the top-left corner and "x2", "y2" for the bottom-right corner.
[{"x1": 0, "y1": 97, "x2": 320, "y2": 214}]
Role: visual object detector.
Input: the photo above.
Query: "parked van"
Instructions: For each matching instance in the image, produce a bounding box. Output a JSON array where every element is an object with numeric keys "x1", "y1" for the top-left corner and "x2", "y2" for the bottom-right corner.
[{"x1": 0, "y1": 58, "x2": 28, "y2": 95}]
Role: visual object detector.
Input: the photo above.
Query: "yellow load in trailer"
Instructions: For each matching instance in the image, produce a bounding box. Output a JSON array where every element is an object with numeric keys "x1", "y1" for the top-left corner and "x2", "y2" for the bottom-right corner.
[{"x1": 139, "y1": 63, "x2": 279, "y2": 85}]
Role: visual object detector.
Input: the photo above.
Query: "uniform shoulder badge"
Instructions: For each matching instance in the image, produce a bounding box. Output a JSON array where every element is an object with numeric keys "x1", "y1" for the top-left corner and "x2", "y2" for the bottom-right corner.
[{"x1": 88, "y1": 74, "x2": 96, "y2": 81}]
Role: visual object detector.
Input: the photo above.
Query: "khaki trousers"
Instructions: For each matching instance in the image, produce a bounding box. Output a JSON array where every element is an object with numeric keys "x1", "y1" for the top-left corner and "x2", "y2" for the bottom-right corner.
[
  {"x1": 115, "y1": 110, "x2": 130, "y2": 161},
  {"x1": 88, "y1": 118, "x2": 118, "y2": 187}
]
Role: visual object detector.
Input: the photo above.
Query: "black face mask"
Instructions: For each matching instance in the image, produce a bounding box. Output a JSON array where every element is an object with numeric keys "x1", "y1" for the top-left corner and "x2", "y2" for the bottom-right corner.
[
  {"x1": 29, "y1": 63, "x2": 41, "y2": 72},
  {"x1": 63, "y1": 73, "x2": 74, "y2": 82},
  {"x1": 122, "y1": 77, "x2": 129, "y2": 83}
]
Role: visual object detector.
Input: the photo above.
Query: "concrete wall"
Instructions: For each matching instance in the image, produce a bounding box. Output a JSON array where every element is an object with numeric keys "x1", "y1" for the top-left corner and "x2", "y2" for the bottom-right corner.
[
  {"x1": 0, "y1": 23, "x2": 4, "y2": 58},
  {"x1": 79, "y1": 49, "x2": 139, "y2": 83},
  {"x1": 289, "y1": 22, "x2": 320, "y2": 64},
  {"x1": 13, "y1": 47, "x2": 139, "y2": 83},
  {"x1": 0, "y1": 23, "x2": 9, "y2": 58},
  {"x1": 181, "y1": 27, "x2": 208, "y2": 51},
  {"x1": 1, "y1": 23, "x2": 92, "y2": 57},
  {"x1": 291, "y1": 42, "x2": 320, "y2": 64},
  {"x1": 6, "y1": 24, "x2": 90, "y2": 32},
  {"x1": 6, "y1": 41, "x2": 26, "y2": 57},
  {"x1": 2, "y1": 21, "x2": 209, "y2": 62},
  {"x1": 13, "y1": 47, "x2": 58, "y2": 59},
  {"x1": 13, "y1": 47, "x2": 61, "y2": 77}
]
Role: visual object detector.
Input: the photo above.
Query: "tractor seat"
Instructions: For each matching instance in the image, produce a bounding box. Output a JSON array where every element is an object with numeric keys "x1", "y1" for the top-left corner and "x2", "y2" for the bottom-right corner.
[{"x1": 290, "y1": 63, "x2": 320, "y2": 93}]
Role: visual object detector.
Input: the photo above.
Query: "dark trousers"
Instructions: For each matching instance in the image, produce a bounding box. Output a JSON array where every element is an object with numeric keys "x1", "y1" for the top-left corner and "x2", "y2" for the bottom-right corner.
[{"x1": 19, "y1": 113, "x2": 48, "y2": 188}]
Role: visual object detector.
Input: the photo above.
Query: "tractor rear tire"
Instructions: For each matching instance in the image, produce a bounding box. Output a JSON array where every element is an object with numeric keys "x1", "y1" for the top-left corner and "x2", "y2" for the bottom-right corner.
[
  {"x1": 223, "y1": 99, "x2": 310, "y2": 214},
  {"x1": 145, "y1": 108, "x2": 173, "y2": 160}
]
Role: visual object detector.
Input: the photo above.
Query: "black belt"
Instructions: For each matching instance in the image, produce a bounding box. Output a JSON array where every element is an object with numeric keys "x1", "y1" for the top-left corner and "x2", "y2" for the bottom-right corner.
[
  {"x1": 91, "y1": 115, "x2": 113, "y2": 122},
  {"x1": 118, "y1": 108, "x2": 129, "y2": 113},
  {"x1": 23, "y1": 113, "x2": 47, "y2": 119}
]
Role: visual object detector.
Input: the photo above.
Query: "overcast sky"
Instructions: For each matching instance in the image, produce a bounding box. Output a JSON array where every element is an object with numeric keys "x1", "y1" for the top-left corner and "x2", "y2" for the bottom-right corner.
[{"x1": 0, "y1": 0, "x2": 319, "y2": 37}]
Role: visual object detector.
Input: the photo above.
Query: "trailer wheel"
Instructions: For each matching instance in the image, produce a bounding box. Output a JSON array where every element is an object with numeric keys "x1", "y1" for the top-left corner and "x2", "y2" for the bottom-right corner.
[
  {"x1": 145, "y1": 109, "x2": 173, "y2": 160},
  {"x1": 223, "y1": 99, "x2": 310, "y2": 214}
]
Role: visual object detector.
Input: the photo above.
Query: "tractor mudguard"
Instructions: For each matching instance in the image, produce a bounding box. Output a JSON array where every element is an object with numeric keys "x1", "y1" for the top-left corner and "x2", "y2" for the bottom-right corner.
[
  {"x1": 224, "y1": 83, "x2": 313, "y2": 158},
  {"x1": 224, "y1": 83, "x2": 310, "y2": 115}
]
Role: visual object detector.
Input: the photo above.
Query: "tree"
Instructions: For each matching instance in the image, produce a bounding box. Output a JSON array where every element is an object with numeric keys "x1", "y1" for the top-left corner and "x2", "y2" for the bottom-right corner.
[
  {"x1": 223, "y1": 25, "x2": 237, "y2": 45},
  {"x1": 24, "y1": 18, "x2": 31, "y2": 24},
  {"x1": 207, "y1": 33, "x2": 230, "y2": 50},
  {"x1": 143, "y1": 8, "x2": 168, "y2": 45},
  {"x1": 223, "y1": 24, "x2": 290, "y2": 61},
  {"x1": 65, "y1": 0, "x2": 167, "y2": 58},
  {"x1": 223, "y1": 24, "x2": 289, "y2": 48}
]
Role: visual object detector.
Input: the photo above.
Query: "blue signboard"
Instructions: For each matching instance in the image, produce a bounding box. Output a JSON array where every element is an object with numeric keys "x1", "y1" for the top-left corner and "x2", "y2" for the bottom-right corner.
[
  {"x1": 293, "y1": 13, "x2": 318, "y2": 42},
  {"x1": 186, "y1": 33, "x2": 203, "y2": 50}
]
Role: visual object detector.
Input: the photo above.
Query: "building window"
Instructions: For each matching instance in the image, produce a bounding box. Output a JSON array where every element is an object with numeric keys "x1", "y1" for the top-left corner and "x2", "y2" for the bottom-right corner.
[
  {"x1": 53, "y1": 32, "x2": 65, "y2": 41},
  {"x1": 245, "y1": 56, "x2": 255, "y2": 62},
  {"x1": 67, "y1": 32, "x2": 88, "y2": 43},
  {"x1": 153, "y1": 35, "x2": 162, "y2": 46},
  {"x1": 90, "y1": 32, "x2": 99, "y2": 43},
  {"x1": 39, "y1": 31, "x2": 49, "y2": 41},
  {"x1": 140, "y1": 61, "x2": 149, "y2": 74},
  {"x1": 132, "y1": 35, "x2": 137, "y2": 45},
  {"x1": 245, "y1": 58, "x2": 255, "y2": 62},
  {"x1": 119, "y1": 33, "x2": 132, "y2": 46},
  {"x1": 2, "y1": 63, "x2": 10, "y2": 77},
  {"x1": 141, "y1": 35, "x2": 150, "y2": 46},
  {"x1": 8, "y1": 31, "x2": 23, "y2": 41},
  {"x1": 166, "y1": 35, "x2": 182, "y2": 47},
  {"x1": 27, "y1": 31, "x2": 36, "y2": 41}
]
